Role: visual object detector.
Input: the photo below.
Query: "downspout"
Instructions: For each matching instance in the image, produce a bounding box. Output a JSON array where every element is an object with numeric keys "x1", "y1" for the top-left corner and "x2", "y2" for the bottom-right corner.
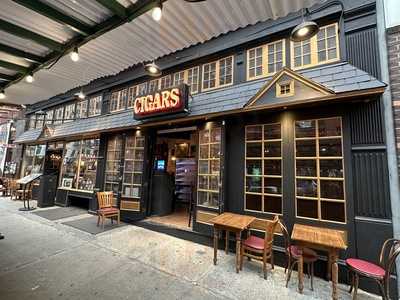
[{"x1": 376, "y1": 0, "x2": 400, "y2": 294}]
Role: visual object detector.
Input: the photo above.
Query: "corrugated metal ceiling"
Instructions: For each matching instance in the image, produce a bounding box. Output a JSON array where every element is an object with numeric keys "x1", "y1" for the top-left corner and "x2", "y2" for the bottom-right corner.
[{"x1": 0, "y1": 0, "x2": 321, "y2": 105}]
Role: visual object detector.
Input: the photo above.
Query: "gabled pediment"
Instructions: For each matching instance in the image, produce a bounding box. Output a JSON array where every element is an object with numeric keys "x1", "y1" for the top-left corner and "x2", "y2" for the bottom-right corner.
[{"x1": 245, "y1": 67, "x2": 334, "y2": 108}]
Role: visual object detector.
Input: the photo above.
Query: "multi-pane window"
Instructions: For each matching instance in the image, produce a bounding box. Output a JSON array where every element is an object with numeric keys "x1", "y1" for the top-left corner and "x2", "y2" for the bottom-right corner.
[
  {"x1": 28, "y1": 115, "x2": 36, "y2": 129},
  {"x1": 88, "y1": 95, "x2": 102, "y2": 117},
  {"x1": 276, "y1": 81, "x2": 294, "y2": 98},
  {"x1": 202, "y1": 56, "x2": 233, "y2": 91},
  {"x1": 173, "y1": 71, "x2": 185, "y2": 86},
  {"x1": 198, "y1": 127, "x2": 221, "y2": 208},
  {"x1": 76, "y1": 100, "x2": 88, "y2": 119},
  {"x1": 128, "y1": 85, "x2": 138, "y2": 108},
  {"x1": 295, "y1": 117, "x2": 345, "y2": 223},
  {"x1": 36, "y1": 115, "x2": 44, "y2": 129},
  {"x1": 148, "y1": 79, "x2": 159, "y2": 93},
  {"x1": 138, "y1": 82, "x2": 147, "y2": 95},
  {"x1": 245, "y1": 124, "x2": 282, "y2": 214},
  {"x1": 122, "y1": 134, "x2": 145, "y2": 199},
  {"x1": 172, "y1": 67, "x2": 200, "y2": 94},
  {"x1": 63, "y1": 103, "x2": 75, "y2": 122},
  {"x1": 291, "y1": 23, "x2": 339, "y2": 69},
  {"x1": 247, "y1": 40, "x2": 285, "y2": 80},
  {"x1": 45, "y1": 110, "x2": 54, "y2": 125},
  {"x1": 110, "y1": 89, "x2": 127, "y2": 112},
  {"x1": 54, "y1": 107, "x2": 64, "y2": 124},
  {"x1": 159, "y1": 75, "x2": 172, "y2": 90},
  {"x1": 104, "y1": 135, "x2": 123, "y2": 194}
]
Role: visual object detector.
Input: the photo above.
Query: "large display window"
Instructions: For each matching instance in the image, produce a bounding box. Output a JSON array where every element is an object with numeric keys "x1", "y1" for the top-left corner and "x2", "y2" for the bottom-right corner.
[
  {"x1": 21, "y1": 144, "x2": 46, "y2": 176},
  {"x1": 59, "y1": 138, "x2": 99, "y2": 191}
]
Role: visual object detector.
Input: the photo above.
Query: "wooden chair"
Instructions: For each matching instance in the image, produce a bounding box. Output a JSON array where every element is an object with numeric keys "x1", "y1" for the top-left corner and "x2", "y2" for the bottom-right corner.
[
  {"x1": 9, "y1": 179, "x2": 19, "y2": 200},
  {"x1": 346, "y1": 238, "x2": 400, "y2": 299},
  {"x1": 279, "y1": 220, "x2": 318, "y2": 291},
  {"x1": 96, "y1": 191, "x2": 120, "y2": 230},
  {"x1": 239, "y1": 215, "x2": 279, "y2": 279}
]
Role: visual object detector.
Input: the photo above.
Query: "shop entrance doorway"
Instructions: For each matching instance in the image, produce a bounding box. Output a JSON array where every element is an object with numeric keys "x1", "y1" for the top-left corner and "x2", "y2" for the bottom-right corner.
[{"x1": 149, "y1": 127, "x2": 197, "y2": 229}]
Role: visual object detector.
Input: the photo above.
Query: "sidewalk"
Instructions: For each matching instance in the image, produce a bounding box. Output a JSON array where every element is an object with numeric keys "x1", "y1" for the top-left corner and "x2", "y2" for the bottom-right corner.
[{"x1": 0, "y1": 197, "x2": 378, "y2": 300}]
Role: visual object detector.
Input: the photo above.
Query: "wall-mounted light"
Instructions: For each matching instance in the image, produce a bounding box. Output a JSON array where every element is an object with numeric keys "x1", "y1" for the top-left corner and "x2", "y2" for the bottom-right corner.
[
  {"x1": 144, "y1": 62, "x2": 162, "y2": 77},
  {"x1": 290, "y1": 20, "x2": 319, "y2": 42},
  {"x1": 70, "y1": 47, "x2": 79, "y2": 62},
  {"x1": 0, "y1": 90, "x2": 5, "y2": 99},
  {"x1": 152, "y1": 1, "x2": 162, "y2": 21},
  {"x1": 78, "y1": 90, "x2": 85, "y2": 99},
  {"x1": 25, "y1": 73, "x2": 34, "y2": 83}
]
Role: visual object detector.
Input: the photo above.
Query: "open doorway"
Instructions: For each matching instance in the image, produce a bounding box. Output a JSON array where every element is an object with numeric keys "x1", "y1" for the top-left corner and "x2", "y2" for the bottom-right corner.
[{"x1": 149, "y1": 127, "x2": 197, "y2": 229}]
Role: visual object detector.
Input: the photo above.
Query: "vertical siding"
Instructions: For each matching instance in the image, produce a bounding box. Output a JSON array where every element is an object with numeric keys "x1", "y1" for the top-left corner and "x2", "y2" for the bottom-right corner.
[
  {"x1": 346, "y1": 27, "x2": 380, "y2": 79},
  {"x1": 350, "y1": 99, "x2": 384, "y2": 145},
  {"x1": 352, "y1": 150, "x2": 391, "y2": 219}
]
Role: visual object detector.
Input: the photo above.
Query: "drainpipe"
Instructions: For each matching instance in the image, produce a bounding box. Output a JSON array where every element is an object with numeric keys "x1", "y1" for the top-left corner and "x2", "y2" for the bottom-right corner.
[{"x1": 376, "y1": 0, "x2": 400, "y2": 293}]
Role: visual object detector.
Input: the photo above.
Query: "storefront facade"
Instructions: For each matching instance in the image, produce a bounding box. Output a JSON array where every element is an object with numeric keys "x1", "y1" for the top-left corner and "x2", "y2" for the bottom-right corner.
[{"x1": 14, "y1": 0, "x2": 394, "y2": 294}]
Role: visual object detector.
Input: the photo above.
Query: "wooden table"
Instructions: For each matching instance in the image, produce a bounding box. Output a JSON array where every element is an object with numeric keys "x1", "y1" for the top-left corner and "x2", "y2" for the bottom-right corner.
[
  {"x1": 210, "y1": 212, "x2": 256, "y2": 273},
  {"x1": 291, "y1": 224, "x2": 347, "y2": 300}
]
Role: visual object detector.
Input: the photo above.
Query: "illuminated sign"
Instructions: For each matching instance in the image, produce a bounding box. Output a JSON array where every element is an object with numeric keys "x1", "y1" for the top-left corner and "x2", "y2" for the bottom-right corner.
[{"x1": 133, "y1": 84, "x2": 189, "y2": 120}]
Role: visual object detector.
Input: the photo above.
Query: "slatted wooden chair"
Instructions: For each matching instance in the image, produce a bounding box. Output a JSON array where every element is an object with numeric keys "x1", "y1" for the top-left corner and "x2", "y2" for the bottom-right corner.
[
  {"x1": 96, "y1": 191, "x2": 120, "y2": 230},
  {"x1": 239, "y1": 215, "x2": 279, "y2": 279}
]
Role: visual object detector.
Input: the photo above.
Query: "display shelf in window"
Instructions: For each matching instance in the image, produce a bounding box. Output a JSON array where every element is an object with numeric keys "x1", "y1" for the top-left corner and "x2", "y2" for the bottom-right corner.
[
  {"x1": 197, "y1": 127, "x2": 221, "y2": 209},
  {"x1": 244, "y1": 123, "x2": 282, "y2": 214},
  {"x1": 294, "y1": 117, "x2": 345, "y2": 223}
]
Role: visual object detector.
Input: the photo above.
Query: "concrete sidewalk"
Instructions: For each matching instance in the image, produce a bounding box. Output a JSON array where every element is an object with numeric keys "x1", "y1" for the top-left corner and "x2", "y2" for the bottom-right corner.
[{"x1": 0, "y1": 197, "x2": 378, "y2": 300}]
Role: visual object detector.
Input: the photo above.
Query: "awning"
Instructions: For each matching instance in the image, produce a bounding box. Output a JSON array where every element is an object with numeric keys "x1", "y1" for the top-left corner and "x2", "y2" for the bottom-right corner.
[{"x1": 15, "y1": 62, "x2": 386, "y2": 144}]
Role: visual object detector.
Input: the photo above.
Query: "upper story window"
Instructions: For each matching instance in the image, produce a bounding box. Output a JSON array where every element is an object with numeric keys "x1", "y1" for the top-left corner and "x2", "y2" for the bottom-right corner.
[
  {"x1": 64, "y1": 103, "x2": 76, "y2": 123},
  {"x1": 128, "y1": 86, "x2": 138, "y2": 108},
  {"x1": 36, "y1": 115, "x2": 45, "y2": 129},
  {"x1": 247, "y1": 39, "x2": 285, "y2": 80},
  {"x1": 172, "y1": 66, "x2": 200, "y2": 94},
  {"x1": 54, "y1": 106, "x2": 64, "y2": 125},
  {"x1": 76, "y1": 100, "x2": 88, "y2": 119},
  {"x1": 202, "y1": 56, "x2": 234, "y2": 91},
  {"x1": 291, "y1": 23, "x2": 339, "y2": 70},
  {"x1": 148, "y1": 79, "x2": 159, "y2": 93},
  {"x1": 159, "y1": 75, "x2": 172, "y2": 90},
  {"x1": 110, "y1": 89, "x2": 127, "y2": 112},
  {"x1": 173, "y1": 71, "x2": 185, "y2": 86},
  {"x1": 276, "y1": 80, "x2": 294, "y2": 98},
  {"x1": 88, "y1": 95, "x2": 102, "y2": 117},
  {"x1": 45, "y1": 110, "x2": 54, "y2": 125},
  {"x1": 28, "y1": 115, "x2": 36, "y2": 130}
]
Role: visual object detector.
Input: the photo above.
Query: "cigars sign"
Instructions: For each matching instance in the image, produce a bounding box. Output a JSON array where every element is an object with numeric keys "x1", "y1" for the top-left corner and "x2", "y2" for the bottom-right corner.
[{"x1": 133, "y1": 84, "x2": 189, "y2": 120}]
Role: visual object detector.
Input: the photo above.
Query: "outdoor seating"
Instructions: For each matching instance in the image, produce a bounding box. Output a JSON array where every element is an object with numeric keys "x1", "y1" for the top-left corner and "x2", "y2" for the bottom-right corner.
[
  {"x1": 346, "y1": 238, "x2": 400, "y2": 299},
  {"x1": 279, "y1": 220, "x2": 318, "y2": 291},
  {"x1": 239, "y1": 215, "x2": 279, "y2": 279},
  {"x1": 96, "y1": 191, "x2": 120, "y2": 230}
]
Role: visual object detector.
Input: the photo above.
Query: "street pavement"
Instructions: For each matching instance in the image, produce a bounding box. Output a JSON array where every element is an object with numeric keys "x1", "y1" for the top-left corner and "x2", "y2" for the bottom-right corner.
[{"x1": 0, "y1": 197, "x2": 378, "y2": 300}]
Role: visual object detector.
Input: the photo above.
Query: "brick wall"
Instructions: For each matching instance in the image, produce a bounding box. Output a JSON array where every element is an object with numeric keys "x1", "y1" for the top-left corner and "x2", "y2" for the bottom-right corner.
[{"x1": 388, "y1": 25, "x2": 400, "y2": 169}]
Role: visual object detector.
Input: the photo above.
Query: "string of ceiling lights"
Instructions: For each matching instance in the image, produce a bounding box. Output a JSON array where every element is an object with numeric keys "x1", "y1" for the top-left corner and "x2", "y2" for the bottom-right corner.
[{"x1": 0, "y1": 0, "x2": 343, "y2": 101}]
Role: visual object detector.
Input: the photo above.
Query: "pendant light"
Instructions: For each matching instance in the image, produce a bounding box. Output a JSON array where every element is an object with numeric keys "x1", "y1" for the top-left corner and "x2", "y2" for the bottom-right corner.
[
  {"x1": 152, "y1": 1, "x2": 162, "y2": 21},
  {"x1": 0, "y1": 90, "x2": 5, "y2": 100},
  {"x1": 78, "y1": 90, "x2": 85, "y2": 99},
  {"x1": 290, "y1": 8, "x2": 319, "y2": 42},
  {"x1": 70, "y1": 47, "x2": 79, "y2": 62},
  {"x1": 144, "y1": 62, "x2": 162, "y2": 77},
  {"x1": 25, "y1": 73, "x2": 34, "y2": 83}
]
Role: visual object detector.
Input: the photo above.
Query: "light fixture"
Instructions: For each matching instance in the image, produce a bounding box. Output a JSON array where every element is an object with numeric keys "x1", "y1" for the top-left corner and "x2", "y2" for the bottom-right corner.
[
  {"x1": 25, "y1": 73, "x2": 34, "y2": 83},
  {"x1": 144, "y1": 61, "x2": 162, "y2": 76},
  {"x1": 0, "y1": 90, "x2": 5, "y2": 99},
  {"x1": 183, "y1": 0, "x2": 207, "y2": 2},
  {"x1": 78, "y1": 90, "x2": 85, "y2": 99},
  {"x1": 70, "y1": 47, "x2": 79, "y2": 62},
  {"x1": 152, "y1": 1, "x2": 162, "y2": 21},
  {"x1": 290, "y1": 20, "x2": 319, "y2": 42}
]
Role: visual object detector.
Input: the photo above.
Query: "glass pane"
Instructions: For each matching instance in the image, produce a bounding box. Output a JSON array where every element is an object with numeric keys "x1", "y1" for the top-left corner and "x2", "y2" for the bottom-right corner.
[
  {"x1": 210, "y1": 160, "x2": 220, "y2": 175},
  {"x1": 210, "y1": 144, "x2": 220, "y2": 159},
  {"x1": 125, "y1": 150, "x2": 134, "y2": 160},
  {"x1": 209, "y1": 192, "x2": 219, "y2": 208},
  {"x1": 296, "y1": 179, "x2": 317, "y2": 197},
  {"x1": 197, "y1": 191, "x2": 208, "y2": 206},
  {"x1": 246, "y1": 142, "x2": 262, "y2": 157},
  {"x1": 199, "y1": 130, "x2": 210, "y2": 144},
  {"x1": 246, "y1": 160, "x2": 262, "y2": 176},
  {"x1": 264, "y1": 160, "x2": 281, "y2": 176},
  {"x1": 199, "y1": 160, "x2": 209, "y2": 174},
  {"x1": 199, "y1": 145, "x2": 209, "y2": 159},
  {"x1": 210, "y1": 128, "x2": 221, "y2": 142},
  {"x1": 296, "y1": 159, "x2": 317, "y2": 177},
  {"x1": 264, "y1": 196, "x2": 282, "y2": 214},
  {"x1": 198, "y1": 175, "x2": 208, "y2": 189},
  {"x1": 133, "y1": 173, "x2": 142, "y2": 184},
  {"x1": 246, "y1": 194, "x2": 262, "y2": 211},
  {"x1": 295, "y1": 120, "x2": 316, "y2": 138},
  {"x1": 321, "y1": 201, "x2": 345, "y2": 222},
  {"x1": 320, "y1": 180, "x2": 344, "y2": 199},
  {"x1": 297, "y1": 198, "x2": 318, "y2": 219},
  {"x1": 124, "y1": 173, "x2": 132, "y2": 184},
  {"x1": 303, "y1": 54, "x2": 311, "y2": 65},
  {"x1": 246, "y1": 126, "x2": 262, "y2": 140},
  {"x1": 246, "y1": 176, "x2": 262, "y2": 193},
  {"x1": 264, "y1": 124, "x2": 281, "y2": 140},
  {"x1": 328, "y1": 48, "x2": 337, "y2": 60},
  {"x1": 319, "y1": 139, "x2": 342, "y2": 157},
  {"x1": 77, "y1": 139, "x2": 99, "y2": 191},
  {"x1": 133, "y1": 161, "x2": 142, "y2": 172},
  {"x1": 136, "y1": 137, "x2": 145, "y2": 148},
  {"x1": 125, "y1": 161, "x2": 133, "y2": 172},
  {"x1": 263, "y1": 177, "x2": 281, "y2": 195},
  {"x1": 209, "y1": 176, "x2": 219, "y2": 191},
  {"x1": 318, "y1": 51, "x2": 326, "y2": 62},
  {"x1": 296, "y1": 140, "x2": 316, "y2": 157},
  {"x1": 320, "y1": 159, "x2": 343, "y2": 178},
  {"x1": 134, "y1": 149, "x2": 144, "y2": 160},
  {"x1": 264, "y1": 141, "x2": 281, "y2": 157},
  {"x1": 318, "y1": 118, "x2": 341, "y2": 137}
]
